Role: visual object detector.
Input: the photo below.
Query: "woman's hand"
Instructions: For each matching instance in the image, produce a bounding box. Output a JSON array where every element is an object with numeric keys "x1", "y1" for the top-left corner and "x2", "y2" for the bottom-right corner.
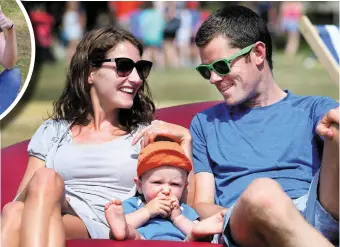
[
  {"x1": 0, "y1": 9, "x2": 14, "y2": 30},
  {"x1": 132, "y1": 120, "x2": 192, "y2": 149}
]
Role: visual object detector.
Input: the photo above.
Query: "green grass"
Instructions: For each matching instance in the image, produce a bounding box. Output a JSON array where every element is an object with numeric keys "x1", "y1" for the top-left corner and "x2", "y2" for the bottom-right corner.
[
  {"x1": 1, "y1": 50, "x2": 339, "y2": 148},
  {"x1": 0, "y1": 0, "x2": 31, "y2": 90}
]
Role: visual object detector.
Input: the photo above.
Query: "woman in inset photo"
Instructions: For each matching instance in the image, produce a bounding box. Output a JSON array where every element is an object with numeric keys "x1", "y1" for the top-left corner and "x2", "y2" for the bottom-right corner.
[{"x1": 0, "y1": 0, "x2": 32, "y2": 118}]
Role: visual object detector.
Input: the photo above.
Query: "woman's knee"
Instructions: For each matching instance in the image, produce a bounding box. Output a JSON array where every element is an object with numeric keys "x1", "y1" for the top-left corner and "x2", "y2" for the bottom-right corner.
[
  {"x1": 2, "y1": 201, "x2": 24, "y2": 229},
  {"x1": 0, "y1": 67, "x2": 21, "y2": 86},
  {"x1": 0, "y1": 67, "x2": 21, "y2": 108},
  {"x1": 27, "y1": 168, "x2": 65, "y2": 200}
]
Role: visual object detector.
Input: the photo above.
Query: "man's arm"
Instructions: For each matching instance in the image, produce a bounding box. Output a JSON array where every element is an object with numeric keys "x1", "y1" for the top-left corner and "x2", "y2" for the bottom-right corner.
[
  {"x1": 0, "y1": 10, "x2": 17, "y2": 69},
  {"x1": 317, "y1": 107, "x2": 339, "y2": 220},
  {"x1": 193, "y1": 172, "x2": 226, "y2": 219}
]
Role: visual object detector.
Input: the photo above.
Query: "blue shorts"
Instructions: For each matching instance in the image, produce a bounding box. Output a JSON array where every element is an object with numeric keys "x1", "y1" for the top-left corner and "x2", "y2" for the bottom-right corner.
[{"x1": 220, "y1": 170, "x2": 339, "y2": 246}]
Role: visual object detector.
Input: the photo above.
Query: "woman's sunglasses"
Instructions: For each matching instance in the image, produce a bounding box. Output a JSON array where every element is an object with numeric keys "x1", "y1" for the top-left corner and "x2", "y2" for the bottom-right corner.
[
  {"x1": 195, "y1": 44, "x2": 255, "y2": 80},
  {"x1": 90, "y1": 57, "x2": 153, "y2": 80}
]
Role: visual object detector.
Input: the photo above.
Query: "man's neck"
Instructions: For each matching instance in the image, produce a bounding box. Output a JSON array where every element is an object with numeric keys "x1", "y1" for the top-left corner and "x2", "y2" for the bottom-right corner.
[{"x1": 244, "y1": 72, "x2": 287, "y2": 108}]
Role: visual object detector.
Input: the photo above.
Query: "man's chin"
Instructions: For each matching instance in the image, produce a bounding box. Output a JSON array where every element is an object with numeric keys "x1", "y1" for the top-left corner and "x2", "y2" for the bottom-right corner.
[{"x1": 223, "y1": 98, "x2": 239, "y2": 107}]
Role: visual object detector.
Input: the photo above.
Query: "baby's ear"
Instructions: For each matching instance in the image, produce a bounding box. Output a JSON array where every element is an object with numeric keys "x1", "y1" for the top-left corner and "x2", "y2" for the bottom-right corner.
[{"x1": 134, "y1": 176, "x2": 143, "y2": 194}]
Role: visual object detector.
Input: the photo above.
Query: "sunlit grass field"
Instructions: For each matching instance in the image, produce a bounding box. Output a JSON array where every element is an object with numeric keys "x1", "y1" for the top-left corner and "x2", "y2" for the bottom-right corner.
[
  {"x1": 0, "y1": 0, "x2": 31, "y2": 89},
  {"x1": 1, "y1": 49, "x2": 339, "y2": 147}
]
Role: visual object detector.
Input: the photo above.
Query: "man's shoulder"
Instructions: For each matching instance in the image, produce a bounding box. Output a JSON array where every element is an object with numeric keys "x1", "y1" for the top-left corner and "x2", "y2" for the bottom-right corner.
[{"x1": 286, "y1": 92, "x2": 338, "y2": 110}]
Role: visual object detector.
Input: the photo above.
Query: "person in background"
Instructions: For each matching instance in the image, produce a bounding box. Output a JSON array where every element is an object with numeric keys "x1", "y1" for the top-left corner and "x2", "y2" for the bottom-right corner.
[
  {"x1": 279, "y1": 1, "x2": 304, "y2": 59},
  {"x1": 62, "y1": 1, "x2": 86, "y2": 63},
  {"x1": 175, "y1": 3, "x2": 192, "y2": 68},
  {"x1": 0, "y1": 6, "x2": 20, "y2": 115},
  {"x1": 139, "y1": 1, "x2": 165, "y2": 69},
  {"x1": 163, "y1": 2, "x2": 180, "y2": 68},
  {"x1": 108, "y1": 1, "x2": 142, "y2": 31},
  {"x1": 28, "y1": 4, "x2": 55, "y2": 91}
]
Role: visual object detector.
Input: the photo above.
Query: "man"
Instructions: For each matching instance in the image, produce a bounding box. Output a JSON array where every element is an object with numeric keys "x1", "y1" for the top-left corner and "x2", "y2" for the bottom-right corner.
[
  {"x1": 0, "y1": 7, "x2": 21, "y2": 115},
  {"x1": 190, "y1": 5, "x2": 339, "y2": 247}
]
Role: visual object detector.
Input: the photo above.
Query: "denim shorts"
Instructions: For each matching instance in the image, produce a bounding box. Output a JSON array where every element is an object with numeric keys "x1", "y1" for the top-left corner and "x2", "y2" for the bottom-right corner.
[{"x1": 219, "y1": 170, "x2": 339, "y2": 246}]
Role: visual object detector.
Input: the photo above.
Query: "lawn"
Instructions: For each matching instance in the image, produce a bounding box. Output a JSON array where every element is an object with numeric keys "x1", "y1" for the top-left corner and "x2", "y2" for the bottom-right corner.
[
  {"x1": 1, "y1": 49, "x2": 339, "y2": 148},
  {"x1": 0, "y1": 0, "x2": 31, "y2": 89}
]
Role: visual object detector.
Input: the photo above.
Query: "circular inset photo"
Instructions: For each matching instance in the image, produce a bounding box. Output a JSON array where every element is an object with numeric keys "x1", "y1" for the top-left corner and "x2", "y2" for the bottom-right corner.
[{"x1": 0, "y1": 0, "x2": 35, "y2": 120}]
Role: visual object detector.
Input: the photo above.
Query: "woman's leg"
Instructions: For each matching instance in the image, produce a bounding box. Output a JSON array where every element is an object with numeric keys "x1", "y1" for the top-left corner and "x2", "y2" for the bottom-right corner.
[
  {"x1": 48, "y1": 205, "x2": 66, "y2": 247},
  {"x1": 62, "y1": 214, "x2": 90, "y2": 240},
  {"x1": 1, "y1": 201, "x2": 24, "y2": 247},
  {"x1": 20, "y1": 168, "x2": 66, "y2": 247},
  {"x1": 1, "y1": 168, "x2": 89, "y2": 247},
  {"x1": 0, "y1": 68, "x2": 21, "y2": 113}
]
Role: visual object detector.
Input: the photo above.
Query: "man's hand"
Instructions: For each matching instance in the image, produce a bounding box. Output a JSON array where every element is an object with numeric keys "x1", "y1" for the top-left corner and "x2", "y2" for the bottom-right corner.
[
  {"x1": 145, "y1": 196, "x2": 172, "y2": 218},
  {"x1": 0, "y1": 9, "x2": 14, "y2": 30},
  {"x1": 170, "y1": 195, "x2": 182, "y2": 222},
  {"x1": 316, "y1": 107, "x2": 339, "y2": 140}
]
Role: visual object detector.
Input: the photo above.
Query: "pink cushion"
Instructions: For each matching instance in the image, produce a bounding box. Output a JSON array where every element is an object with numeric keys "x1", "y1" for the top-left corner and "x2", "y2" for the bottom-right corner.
[
  {"x1": 1, "y1": 139, "x2": 30, "y2": 208},
  {"x1": 1, "y1": 101, "x2": 222, "y2": 247}
]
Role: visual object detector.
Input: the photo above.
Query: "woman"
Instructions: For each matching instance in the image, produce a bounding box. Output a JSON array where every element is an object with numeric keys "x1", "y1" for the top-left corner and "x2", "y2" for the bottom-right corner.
[
  {"x1": 1, "y1": 27, "x2": 193, "y2": 247},
  {"x1": 62, "y1": 1, "x2": 86, "y2": 63},
  {"x1": 279, "y1": 1, "x2": 304, "y2": 58},
  {"x1": 0, "y1": 7, "x2": 21, "y2": 115}
]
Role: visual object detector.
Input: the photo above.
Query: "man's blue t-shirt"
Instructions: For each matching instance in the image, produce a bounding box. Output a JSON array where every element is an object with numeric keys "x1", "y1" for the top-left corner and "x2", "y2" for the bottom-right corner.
[
  {"x1": 122, "y1": 196, "x2": 199, "y2": 241},
  {"x1": 190, "y1": 91, "x2": 339, "y2": 207}
]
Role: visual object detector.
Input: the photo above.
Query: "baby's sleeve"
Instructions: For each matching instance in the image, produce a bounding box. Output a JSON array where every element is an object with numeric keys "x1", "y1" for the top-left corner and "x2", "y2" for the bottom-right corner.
[
  {"x1": 27, "y1": 120, "x2": 58, "y2": 161},
  {"x1": 182, "y1": 204, "x2": 200, "y2": 221},
  {"x1": 122, "y1": 197, "x2": 140, "y2": 214}
]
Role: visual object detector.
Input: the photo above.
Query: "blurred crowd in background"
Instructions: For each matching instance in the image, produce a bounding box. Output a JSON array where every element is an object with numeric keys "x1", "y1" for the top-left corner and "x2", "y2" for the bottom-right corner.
[{"x1": 22, "y1": 1, "x2": 339, "y2": 74}]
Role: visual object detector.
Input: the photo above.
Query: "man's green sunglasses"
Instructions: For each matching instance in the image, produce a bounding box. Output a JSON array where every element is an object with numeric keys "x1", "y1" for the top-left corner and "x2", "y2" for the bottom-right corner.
[{"x1": 195, "y1": 44, "x2": 255, "y2": 80}]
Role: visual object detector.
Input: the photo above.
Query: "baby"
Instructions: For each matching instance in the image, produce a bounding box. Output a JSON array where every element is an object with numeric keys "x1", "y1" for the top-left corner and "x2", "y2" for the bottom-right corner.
[{"x1": 105, "y1": 140, "x2": 225, "y2": 241}]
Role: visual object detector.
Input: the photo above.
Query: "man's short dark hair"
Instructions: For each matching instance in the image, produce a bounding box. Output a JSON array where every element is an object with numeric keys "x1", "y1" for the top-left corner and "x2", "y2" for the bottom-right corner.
[{"x1": 195, "y1": 5, "x2": 273, "y2": 70}]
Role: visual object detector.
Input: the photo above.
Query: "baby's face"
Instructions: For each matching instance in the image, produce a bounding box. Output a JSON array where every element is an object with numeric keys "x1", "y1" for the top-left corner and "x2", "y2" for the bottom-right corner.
[{"x1": 138, "y1": 166, "x2": 188, "y2": 203}]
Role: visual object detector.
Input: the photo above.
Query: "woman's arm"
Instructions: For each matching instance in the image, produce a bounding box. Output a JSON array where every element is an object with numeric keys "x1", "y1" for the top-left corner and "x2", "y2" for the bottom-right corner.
[
  {"x1": 0, "y1": 11, "x2": 17, "y2": 69},
  {"x1": 15, "y1": 156, "x2": 45, "y2": 199}
]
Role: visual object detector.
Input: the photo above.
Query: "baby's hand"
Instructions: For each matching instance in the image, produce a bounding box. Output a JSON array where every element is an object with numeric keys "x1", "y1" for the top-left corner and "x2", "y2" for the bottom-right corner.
[
  {"x1": 145, "y1": 196, "x2": 171, "y2": 218},
  {"x1": 169, "y1": 195, "x2": 182, "y2": 222}
]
